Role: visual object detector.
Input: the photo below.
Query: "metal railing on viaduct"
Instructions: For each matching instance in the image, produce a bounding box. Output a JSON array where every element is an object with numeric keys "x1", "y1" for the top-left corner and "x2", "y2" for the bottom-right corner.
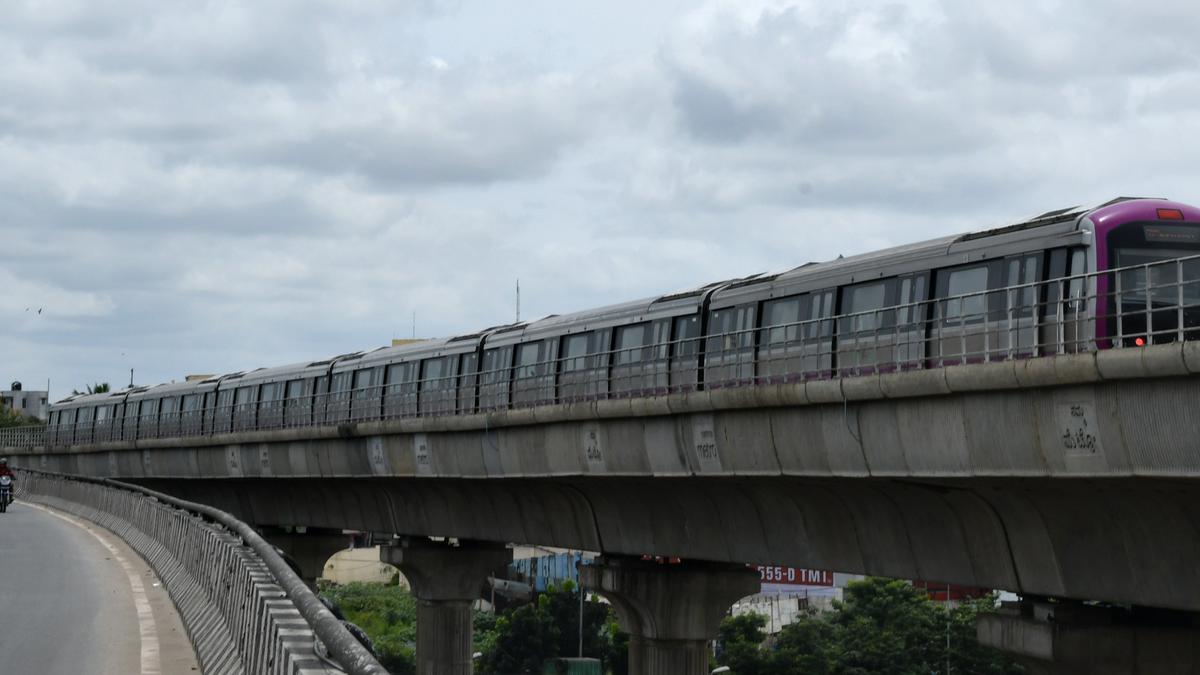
[
  {"x1": 5, "y1": 254, "x2": 1200, "y2": 449},
  {"x1": 17, "y1": 469, "x2": 386, "y2": 675}
]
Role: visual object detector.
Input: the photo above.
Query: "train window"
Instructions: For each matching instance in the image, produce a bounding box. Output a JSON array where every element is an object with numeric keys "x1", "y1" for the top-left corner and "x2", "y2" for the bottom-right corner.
[
  {"x1": 421, "y1": 357, "x2": 454, "y2": 387},
  {"x1": 708, "y1": 305, "x2": 756, "y2": 352},
  {"x1": 348, "y1": 368, "x2": 379, "y2": 420},
  {"x1": 352, "y1": 368, "x2": 375, "y2": 392},
  {"x1": 762, "y1": 296, "x2": 803, "y2": 345},
  {"x1": 479, "y1": 346, "x2": 513, "y2": 411},
  {"x1": 181, "y1": 394, "x2": 200, "y2": 411},
  {"x1": 331, "y1": 372, "x2": 351, "y2": 393},
  {"x1": 896, "y1": 277, "x2": 927, "y2": 325},
  {"x1": 614, "y1": 324, "x2": 648, "y2": 364},
  {"x1": 161, "y1": 397, "x2": 178, "y2": 415},
  {"x1": 706, "y1": 304, "x2": 757, "y2": 386},
  {"x1": 560, "y1": 333, "x2": 591, "y2": 372},
  {"x1": 1068, "y1": 249, "x2": 1086, "y2": 300},
  {"x1": 284, "y1": 379, "x2": 310, "y2": 427},
  {"x1": 457, "y1": 352, "x2": 479, "y2": 413},
  {"x1": 515, "y1": 342, "x2": 544, "y2": 377},
  {"x1": 513, "y1": 341, "x2": 554, "y2": 406},
  {"x1": 1006, "y1": 255, "x2": 1039, "y2": 317},
  {"x1": 285, "y1": 379, "x2": 307, "y2": 399},
  {"x1": 943, "y1": 266, "x2": 989, "y2": 320},
  {"x1": 671, "y1": 314, "x2": 701, "y2": 382},
  {"x1": 420, "y1": 357, "x2": 457, "y2": 415},
  {"x1": 234, "y1": 386, "x2": 256, "y2": 405},
  {"x1": 384, "y1": 362, "x2": 418, "y2": 417},
  {"x1": 840, "y1": 282, "x2": 891, "y2": 335}
]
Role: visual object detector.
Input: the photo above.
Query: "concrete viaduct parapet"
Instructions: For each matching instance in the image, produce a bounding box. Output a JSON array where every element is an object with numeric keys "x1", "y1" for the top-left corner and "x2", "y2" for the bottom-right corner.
[{"x1": 9, "y1": 344, "x2": 1200, "y2": 673}]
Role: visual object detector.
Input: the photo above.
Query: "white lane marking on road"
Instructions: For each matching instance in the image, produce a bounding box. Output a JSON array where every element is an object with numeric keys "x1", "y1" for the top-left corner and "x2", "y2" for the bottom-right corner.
[{"x1": 26, "y1": 503, "x2": 162, "y2": 675}]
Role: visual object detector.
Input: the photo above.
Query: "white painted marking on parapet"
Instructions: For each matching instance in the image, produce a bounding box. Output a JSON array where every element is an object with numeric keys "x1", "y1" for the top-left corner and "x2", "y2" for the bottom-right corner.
[
  {"x1": 582, "y1": 425, "x2": 605, "y2": 471},
  {"x1": 1056, "y1": 401, "x2": 1103, "y2": 457},
  {"x1": 413, "y1": 433, "x2": 432, "y2": 475},
  {"x1": 226, "y1": 446, "x2": 243, "y2": 477},
  {"x1": 259, "y1": 445, "x2": 273, "y2": 476},
  {"x1": 692, "y1": 413, "x2": 723, "y2": 472},
  {"x1": 28, "y1": 503, "x2": 162, "y2": 675},
  {"x1": 368, "y1": 437, "x2": 389, "y2": 475}
]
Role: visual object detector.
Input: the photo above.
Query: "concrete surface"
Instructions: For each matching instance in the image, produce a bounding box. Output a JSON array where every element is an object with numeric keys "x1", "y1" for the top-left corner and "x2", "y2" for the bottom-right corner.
[
  {"x1": 12, "y1": 346, "x2": 1200, "y2": 614},
  {"x1": 0, "y1": 501, "x2": 198, "y2": 675},
  {"x1": 978, "y1": 612, "x2": 1200, "y2": 674}
]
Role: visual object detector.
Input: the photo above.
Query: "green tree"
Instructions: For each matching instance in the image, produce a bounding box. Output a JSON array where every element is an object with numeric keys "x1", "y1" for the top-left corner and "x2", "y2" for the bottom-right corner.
[
  {"x1": 0, "y1": 406, "x2": 38, "y2": 428},
  {"x1": 829, "y1": 578, "x2": 942, "y2": 675},
  {"x1": 479, "y1": 581, "x2": 627, "y2": 675},
  {"x1": 770, "y1": 609, "x2": 836, "y2": 675},
  {"x1": 71, "y1": 382, "x2": 110, "y2": 395},
  {"x1": 716, "y1": 613, "x2": 770, "y2": 675}
]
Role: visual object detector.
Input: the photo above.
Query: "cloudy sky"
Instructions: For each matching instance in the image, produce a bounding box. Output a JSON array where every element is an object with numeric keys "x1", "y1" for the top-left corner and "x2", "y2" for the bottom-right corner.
[{"x1": 2, "y1": 0, "x2": 1198, "y2": 397}]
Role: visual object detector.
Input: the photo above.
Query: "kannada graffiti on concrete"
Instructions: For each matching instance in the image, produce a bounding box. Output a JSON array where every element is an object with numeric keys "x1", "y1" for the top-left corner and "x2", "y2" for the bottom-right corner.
[{"x1": 1056, "y1": 401, "x2": 1102, "y2": 456}]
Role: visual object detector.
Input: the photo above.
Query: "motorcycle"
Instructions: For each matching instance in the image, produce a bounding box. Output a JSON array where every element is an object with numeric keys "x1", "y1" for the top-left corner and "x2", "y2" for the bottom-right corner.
[{"x1": 0, "y1": 475, "x2": 12, "y2": 513}]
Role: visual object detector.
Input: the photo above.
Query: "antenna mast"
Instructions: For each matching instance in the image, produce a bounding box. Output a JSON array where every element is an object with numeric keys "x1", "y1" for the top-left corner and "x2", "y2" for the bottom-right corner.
[{"x1": 516, "y1": 278, "x2": 521, "y2": 323}]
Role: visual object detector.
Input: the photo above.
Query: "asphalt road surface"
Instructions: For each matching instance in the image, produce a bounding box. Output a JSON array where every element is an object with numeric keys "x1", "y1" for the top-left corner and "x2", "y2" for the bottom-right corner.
[{"x1": 0, "y1": 500, "x2": 198, "y2": 674}]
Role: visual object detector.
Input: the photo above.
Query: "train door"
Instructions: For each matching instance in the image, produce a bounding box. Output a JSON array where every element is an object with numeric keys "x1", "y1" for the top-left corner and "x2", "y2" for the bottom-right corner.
[{"x1": 930, "y1": 261, "x2": 1002, "y2": 366}]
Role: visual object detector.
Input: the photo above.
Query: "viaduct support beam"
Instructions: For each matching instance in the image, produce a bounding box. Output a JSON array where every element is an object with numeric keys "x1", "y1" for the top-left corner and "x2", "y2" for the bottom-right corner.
[
  {"x1": 579, "y1": 556, "x2": 760, "y2": 675},
  {"x1": 261, "y1": 527, "x2": 352, "y2": 587},
  {"x1": 978, "y1": 604, "x2": 1200, "y2": 674},
  {"x1": 381, "y1": 539, "x2": 510, "y2": 675}
]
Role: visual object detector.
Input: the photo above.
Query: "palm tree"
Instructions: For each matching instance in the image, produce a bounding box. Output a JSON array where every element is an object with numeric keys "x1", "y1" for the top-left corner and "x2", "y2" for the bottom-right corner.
[{"x1": 71, "y1": 382, "x2": 111, "y2": 396}]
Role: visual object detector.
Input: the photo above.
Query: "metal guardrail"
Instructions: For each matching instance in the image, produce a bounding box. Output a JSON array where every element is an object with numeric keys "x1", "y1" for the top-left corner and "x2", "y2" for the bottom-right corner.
[
  {"x1": 7, "y1": 254, "x2": 1200, "y2": 450},
  {"x1": 16, "y1": 469, "x2": 386, "y2": 675}
]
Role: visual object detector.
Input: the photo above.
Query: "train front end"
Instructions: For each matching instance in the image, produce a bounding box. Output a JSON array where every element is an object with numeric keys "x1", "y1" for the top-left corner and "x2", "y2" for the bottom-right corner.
[{"x1": 1089, "y1": 198, "x2": 1200, "y2": 346}]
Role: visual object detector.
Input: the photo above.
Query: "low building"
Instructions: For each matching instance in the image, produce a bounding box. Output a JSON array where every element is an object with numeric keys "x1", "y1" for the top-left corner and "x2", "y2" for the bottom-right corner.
[
  {"x1": 1, "y1": 382, "x2": 48, "y2": 421},
  {"x1": 322, "y1": 546, "x2": 405, "y2": 586}
]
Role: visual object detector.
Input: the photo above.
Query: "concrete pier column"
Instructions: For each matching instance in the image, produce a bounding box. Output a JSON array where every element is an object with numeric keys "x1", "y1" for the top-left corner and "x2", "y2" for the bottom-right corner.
[
  {"x1": 262, "y1": 527, "x2": 351, "y2": 587},
  {"x1": 578, "y1": 556, "x2": 760, "y2": 675},
  {"x1": 381, "y1": 539, "x2": 510, "y2": 675}
]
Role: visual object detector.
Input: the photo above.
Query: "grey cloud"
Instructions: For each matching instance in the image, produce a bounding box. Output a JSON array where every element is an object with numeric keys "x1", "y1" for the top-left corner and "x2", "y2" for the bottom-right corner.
[{"x1": 5, "y1": 0, "x2": 1200, "y2": 397}]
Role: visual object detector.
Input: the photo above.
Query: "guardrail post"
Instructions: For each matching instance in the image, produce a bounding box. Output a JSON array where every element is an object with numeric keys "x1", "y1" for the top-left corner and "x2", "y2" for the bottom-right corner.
[{"x1": 381, "y1": 539, "x2": 510, "y2": 675}]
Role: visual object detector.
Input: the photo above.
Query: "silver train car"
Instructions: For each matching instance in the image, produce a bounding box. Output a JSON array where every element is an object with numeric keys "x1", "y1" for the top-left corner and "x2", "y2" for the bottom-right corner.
[{"x1": 45, "y1": 197, "x2": 1200, "y2": 446}]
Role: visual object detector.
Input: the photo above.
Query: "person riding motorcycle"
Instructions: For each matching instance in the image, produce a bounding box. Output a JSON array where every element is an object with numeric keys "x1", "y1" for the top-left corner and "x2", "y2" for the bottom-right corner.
[{"x1": 0, "y1": 458, "x2": 13, "y2": 506}]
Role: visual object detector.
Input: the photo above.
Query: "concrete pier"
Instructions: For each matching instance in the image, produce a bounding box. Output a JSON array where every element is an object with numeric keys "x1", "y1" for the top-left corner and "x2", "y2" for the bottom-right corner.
[
  {"x1": 579, "y1": 556, "x2": 759, "y2": 675},
  {"x1": 381, "y1": 539, "x2": 510, "y2": 675}
]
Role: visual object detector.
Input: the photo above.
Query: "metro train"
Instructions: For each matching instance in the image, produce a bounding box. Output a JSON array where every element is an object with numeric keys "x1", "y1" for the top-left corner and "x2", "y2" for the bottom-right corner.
[{"x1": 45, "y1": 197, "x2": 1200, "y2": 446}]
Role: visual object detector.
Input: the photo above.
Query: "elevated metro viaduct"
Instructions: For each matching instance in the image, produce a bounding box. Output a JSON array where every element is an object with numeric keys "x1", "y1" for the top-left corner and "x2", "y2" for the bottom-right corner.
[{"x1": 11, "y1": 343, "x2": 1200, "y2": 674}]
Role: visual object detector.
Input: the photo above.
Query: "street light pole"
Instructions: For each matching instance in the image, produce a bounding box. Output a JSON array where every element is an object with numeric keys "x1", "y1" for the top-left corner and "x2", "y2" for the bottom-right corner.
[{"x1": 578, "y1": 552, "x2": 584, "y2": 658}]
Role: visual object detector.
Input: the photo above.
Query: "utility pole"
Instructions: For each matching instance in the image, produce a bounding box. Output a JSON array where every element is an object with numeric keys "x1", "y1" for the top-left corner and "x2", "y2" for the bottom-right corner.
[{"x1": 578, "y1": 552, "x2": 584, "y2": 658}]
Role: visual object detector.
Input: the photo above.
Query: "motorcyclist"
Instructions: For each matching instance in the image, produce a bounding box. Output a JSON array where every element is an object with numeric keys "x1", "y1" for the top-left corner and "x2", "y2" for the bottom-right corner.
[{"x1": 0, "y1": 458, "x2": 13, "y2": 506}]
